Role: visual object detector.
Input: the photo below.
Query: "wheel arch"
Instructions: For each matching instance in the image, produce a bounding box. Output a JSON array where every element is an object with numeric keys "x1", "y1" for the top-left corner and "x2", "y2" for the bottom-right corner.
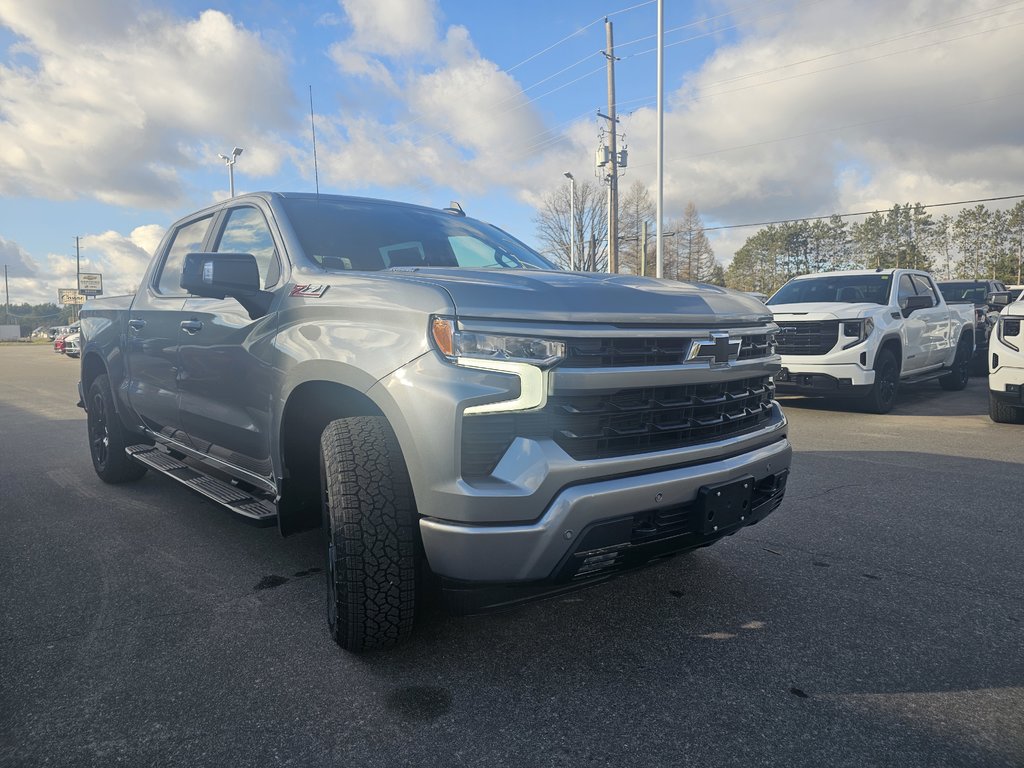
[
  {"x1": 277, "y1": 379, "x2": 392, "y2": 536},
  {"x1": 877, "y1": 336, "x2": 903, "y2": 373}
]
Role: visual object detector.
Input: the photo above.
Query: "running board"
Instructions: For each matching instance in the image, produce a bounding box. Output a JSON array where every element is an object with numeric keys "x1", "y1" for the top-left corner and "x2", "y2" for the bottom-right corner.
[
  {"x1": 126, "y1": 445, "x2": 278, "y2": 526},
  {"x1": 900, "y1": 369, "x2": 949, "y2": 386}
]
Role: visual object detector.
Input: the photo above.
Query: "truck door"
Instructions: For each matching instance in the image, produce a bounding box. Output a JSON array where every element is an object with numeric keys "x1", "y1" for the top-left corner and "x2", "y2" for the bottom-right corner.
[
  {"x1": 126, "y1": 214, "x2": 214, "y2": 445},
  {"x1": 176, "y1": 204, "x2": 284, "y2": 488},
  {"x1": 910, "y1": 274, "x2": 949, "y2": 368},
  {"x1": 896, "y1": 273, "x2": 929, "y2": 373}
]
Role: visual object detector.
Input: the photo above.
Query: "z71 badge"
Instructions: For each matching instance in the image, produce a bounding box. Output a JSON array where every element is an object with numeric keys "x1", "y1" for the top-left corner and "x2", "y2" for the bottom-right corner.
[{"x1": 290, "y1": 284, "x2": 329, "y2": 298}]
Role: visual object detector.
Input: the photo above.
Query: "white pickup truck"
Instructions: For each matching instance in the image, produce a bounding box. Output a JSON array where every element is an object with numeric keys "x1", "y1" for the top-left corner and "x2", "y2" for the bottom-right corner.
[
  {"x1": 989, "y1": 294, "x2": 1024, "y2": 423},
  {"x1": 766, "y1": 269, "x2": 975, "y2": 413}
]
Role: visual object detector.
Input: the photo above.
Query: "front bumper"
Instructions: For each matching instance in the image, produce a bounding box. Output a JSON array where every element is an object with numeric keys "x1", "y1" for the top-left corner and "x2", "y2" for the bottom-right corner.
[
  {"x1": 775, "y1": 361, "x2": 875, "y2": 394},
  {"x1": 419, "y1": 435, "x2": 791, "y2": 587}
]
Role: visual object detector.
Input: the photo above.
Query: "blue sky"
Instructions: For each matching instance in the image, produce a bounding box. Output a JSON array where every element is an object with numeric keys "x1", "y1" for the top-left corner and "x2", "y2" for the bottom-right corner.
[{"x1": 2, "y1": 0, "x2": 1023, "y2": 303}]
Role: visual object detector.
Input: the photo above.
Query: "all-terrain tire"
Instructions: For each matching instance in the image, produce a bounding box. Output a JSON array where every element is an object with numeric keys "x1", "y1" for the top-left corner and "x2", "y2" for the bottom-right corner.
[
  {"x1": 320, "y1": 416, "x2": 417, "y2": 652},
  {"x1": 989, "y1": 392, "x2": 1024, "y2": 424},
  {"x1": 862, "y1": 350, "x2": 900, "y2": 414},
  {"x1": 939, "y1": 336, "x2": 972, "y2": 391},
  {"x1": 86, "y1": 374, "x2": 148, "y2": 483}
]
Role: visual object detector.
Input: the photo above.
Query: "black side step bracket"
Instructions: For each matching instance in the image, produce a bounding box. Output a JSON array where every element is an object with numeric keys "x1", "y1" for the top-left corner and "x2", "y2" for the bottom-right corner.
[{"x1": 126, "y1": 445, "x2": 277, "y2": 526}]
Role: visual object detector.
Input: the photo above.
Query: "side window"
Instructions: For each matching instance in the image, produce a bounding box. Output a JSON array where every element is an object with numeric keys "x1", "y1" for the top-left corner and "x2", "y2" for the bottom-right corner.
[
  {"x1": 909, "y1": 274, "x2": 938, "y2": 305},
  {"x1": 215, "y1": 207, "x2": 281, "y2": 288},
  {"x1": 449, "y1": 235, "x2": 496, "y2": 268},
  {"x1": 156, "y1": 216, "x2": 213, "y2": 295},
  {"x1": 897, "y1": 274, "x2": 917, "y2": 307}
]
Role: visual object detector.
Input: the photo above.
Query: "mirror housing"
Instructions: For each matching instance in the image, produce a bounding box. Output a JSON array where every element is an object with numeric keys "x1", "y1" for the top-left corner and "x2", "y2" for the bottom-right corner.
[
  {"x1": 901, "y1": 294, "x2": 932, "y2": 317},
  {"x1": 181, "y1": 252, "x2": 272, "y2": 319},
  {"x1": 987, "y1": 291, "x2": 1014, "y2": 309}
]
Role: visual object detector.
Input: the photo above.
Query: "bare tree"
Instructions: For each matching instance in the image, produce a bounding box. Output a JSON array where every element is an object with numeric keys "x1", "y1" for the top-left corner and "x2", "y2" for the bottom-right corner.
[
  {"x1": 619, "y1": 181, "x2": 655, "y2": 275},
  {"x1": 670, "y1": 202, "x2": 716, "y2": 282},
  {"x1": 533, "y1": 180, "x2": 608, "y2": 271}
]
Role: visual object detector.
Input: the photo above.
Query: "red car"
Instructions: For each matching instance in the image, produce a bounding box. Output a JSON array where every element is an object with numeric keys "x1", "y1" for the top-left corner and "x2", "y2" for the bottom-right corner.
[{"x1": 53, "y1": 323, "x2": 79, "y2": 354}]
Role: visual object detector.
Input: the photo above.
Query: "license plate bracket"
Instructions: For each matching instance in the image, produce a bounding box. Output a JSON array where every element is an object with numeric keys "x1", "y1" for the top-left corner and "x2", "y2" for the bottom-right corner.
[{"x1": 697, "y1": 475, "x2": 755, "y2": 535}]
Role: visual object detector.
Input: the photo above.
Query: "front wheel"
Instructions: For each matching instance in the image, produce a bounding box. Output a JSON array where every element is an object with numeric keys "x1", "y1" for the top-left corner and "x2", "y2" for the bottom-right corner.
[
  {"x1": 86, "y1": 374, "x2": 148, "y2": 483},
  {"x1": 321, "y1": 416, "x2": 417, "y2": 652},
  {"x1": 989, "y1": 392, "x2": 1024, "y2": 424},
  {"x1": 939, "y1": 337, "x2": 972, "y2": 391},
  {"x1": 862, "y1": 350, "x2": 900, "y2": 414}
]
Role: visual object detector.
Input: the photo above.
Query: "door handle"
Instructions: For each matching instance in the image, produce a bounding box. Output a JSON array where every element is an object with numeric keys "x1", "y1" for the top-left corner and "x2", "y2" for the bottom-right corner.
[
  {"x1": 180, "y1": 319, "x2": 204, "y2": 335},
  {"x1": 128, "y1": 318, "x2": 146, "y2": 332}
]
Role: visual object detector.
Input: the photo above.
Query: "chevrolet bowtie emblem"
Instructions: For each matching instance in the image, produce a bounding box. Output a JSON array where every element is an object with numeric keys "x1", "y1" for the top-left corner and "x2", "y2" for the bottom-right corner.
[{"x1": 686, "y1": 332, "x2": 742, "y2": 366}]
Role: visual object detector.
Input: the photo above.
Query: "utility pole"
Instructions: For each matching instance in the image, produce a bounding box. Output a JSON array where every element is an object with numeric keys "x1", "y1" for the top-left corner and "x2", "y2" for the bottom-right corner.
[
  {"x1": 640, "y1": 221, "x2": 648, "y2": 277},
  {"x1": 603, "y1": 18, "x2": 619, "y2": 274},
  {"x1": 655, "y1": 0, "x2": 665, "y2": 278},
  {"x1": 75, "y1": 236, "x2": 81, "y2": 323},
  {"x1": 4, "y1": 264, "x2": 10, "y2": 325}
]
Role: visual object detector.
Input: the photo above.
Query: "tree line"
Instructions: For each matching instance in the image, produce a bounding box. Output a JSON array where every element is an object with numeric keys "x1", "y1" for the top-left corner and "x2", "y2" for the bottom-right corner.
[
  {"x1": 725, "y1": 200, "x2": 1024, "y2": 294},
  {"x1": 2, "y1": 302, "x2": 76, "y2": 337}
]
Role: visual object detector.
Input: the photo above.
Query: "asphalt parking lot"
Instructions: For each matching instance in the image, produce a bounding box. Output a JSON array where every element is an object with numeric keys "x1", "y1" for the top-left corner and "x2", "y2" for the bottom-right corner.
[{"x1": 1, "y1": 344, "x2": 1022, "y2": 767}]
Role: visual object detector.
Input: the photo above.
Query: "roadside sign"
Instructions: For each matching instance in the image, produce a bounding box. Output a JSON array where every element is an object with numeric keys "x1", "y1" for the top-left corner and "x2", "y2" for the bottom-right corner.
[
  {"x1": 58, "y1": 288, "x2": 87, "y2": 305},
  {"x1": 79, "y1": 273, "x2": 103, "y2": 296}
]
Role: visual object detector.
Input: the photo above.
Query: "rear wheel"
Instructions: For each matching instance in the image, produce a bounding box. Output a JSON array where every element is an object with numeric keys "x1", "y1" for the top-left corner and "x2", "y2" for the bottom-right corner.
[
  {"x1": 321, "y1": 416, "x2": 417, "y2": 652},
  {"x1": 939, "y1": 337, "x2": 972, "y2": 391},
  {"x1": 862, "y1": 350, "x2": 899, "y2": 414},
  {"x1": 86, "y1": 374, "x2": 148, "y2": 483},
  {"x1": 989, "y1": 392, "x2": 1024, "y2": 424}
]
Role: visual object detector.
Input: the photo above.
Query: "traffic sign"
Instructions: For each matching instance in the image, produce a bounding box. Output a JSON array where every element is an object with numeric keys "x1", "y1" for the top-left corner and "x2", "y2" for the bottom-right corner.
[
  {"x1": 58, "y1": 288, "x2": 87, "y2": 305},
  {"x1": 79, "y1": 273, "x2": 103, "y2": 295}
]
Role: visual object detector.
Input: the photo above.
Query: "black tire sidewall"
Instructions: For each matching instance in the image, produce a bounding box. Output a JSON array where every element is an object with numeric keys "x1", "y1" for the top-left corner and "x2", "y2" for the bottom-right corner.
[{"x1": 867, "y1": 351, "x2": 899, "y2": 413}]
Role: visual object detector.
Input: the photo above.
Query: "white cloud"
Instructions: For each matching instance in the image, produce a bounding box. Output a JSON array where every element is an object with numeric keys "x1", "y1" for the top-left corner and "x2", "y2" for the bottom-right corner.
[
  {"x1": 0, "y1": 0, "x2": 296, "y2": 208},
  {"x1": 0, "y1": 236, "x2": 39, "y2": 278},
  {"x1": 593, "y1": 0, "x2": 1024, "y2": 265},
  {"x1": 4, "y1": 225, "x2": 163, "y2": 305},
  {"x1": 321, "y1": 2, "x2": 555, "y2": 196},
  {"x1": 339, "y1": 0, "x2": 438, "y2": 57}
]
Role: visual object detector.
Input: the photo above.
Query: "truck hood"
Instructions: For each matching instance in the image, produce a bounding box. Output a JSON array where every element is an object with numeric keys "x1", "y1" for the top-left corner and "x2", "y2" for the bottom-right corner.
[
  {"x1": 1004, "y1": 299, "x2": 1024, "y2": 318},
  {"x1": 382, "y1": 268, "x2": 771, "y2": 325},
  {"x1": 769, "y1": 302, "x2": 884, "y2": 320}
]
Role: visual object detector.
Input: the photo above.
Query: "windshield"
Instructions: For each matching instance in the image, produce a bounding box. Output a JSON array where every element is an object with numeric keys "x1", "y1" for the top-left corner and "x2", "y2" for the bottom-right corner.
[
  {"x1": 281, "y1": 197, "x2": 556, "y2": 272},
  {"x1": 767, "y1": 274, "x2": 893, "y2": 305},
  {"x1": 937, "y1": 282, "x2": 990, "y2": 304}
]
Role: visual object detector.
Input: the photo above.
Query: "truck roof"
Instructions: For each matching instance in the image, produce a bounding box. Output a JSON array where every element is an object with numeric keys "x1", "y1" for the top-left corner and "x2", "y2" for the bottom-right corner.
[{"x1": 788, "y1": 268, "x2": 926, "y2": 279}]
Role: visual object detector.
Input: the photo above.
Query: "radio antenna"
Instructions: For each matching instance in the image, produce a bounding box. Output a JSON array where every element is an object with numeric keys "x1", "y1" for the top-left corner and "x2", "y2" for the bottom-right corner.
[{"x1": 309, "y1": 84, "x2": 320, "y2": 198}]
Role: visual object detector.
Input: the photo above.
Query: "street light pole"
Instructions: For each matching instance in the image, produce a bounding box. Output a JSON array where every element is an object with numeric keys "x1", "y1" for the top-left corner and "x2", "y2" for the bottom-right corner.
[
  {"x1": 218, "y1": 147, "x2": 244, "y2": 197},
  {"x1": 564, "y1": 172, "x2": 576, "y2": 270}
]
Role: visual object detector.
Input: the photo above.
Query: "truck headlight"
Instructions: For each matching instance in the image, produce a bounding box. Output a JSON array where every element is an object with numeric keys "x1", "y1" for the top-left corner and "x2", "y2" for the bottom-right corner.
[
  {"x1": 430, "y1": 316, "x2": 564, "y2": 415},
  {"x1": 841, "y1": 318, "x2": 874, "y2": 349},
  {"x1": 998, "y1": 316, "x2": 1020, "y2": 352},
  {"x1": 430, "y1": 316, "x2": 565, "y2": 367}
]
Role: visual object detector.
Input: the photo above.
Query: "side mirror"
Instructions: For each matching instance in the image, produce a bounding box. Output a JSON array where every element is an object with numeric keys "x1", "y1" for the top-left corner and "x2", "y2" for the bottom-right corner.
[
  {"x1": 181, "y1": 252, "x2": 272, "y2": 319},
  {"x1": 901, "y1": 294, "x2": 932, "y2": 317},
  {"x1": 987, "y1": 291, "x2": 1013, "y2": 309}
]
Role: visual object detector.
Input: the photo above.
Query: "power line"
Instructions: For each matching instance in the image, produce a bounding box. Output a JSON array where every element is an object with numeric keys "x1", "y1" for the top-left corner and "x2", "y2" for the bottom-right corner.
[
  {"x1": 505, "y1": 0, "x2": 655, "y2": 73},
  {"x1": 703, "y1": 194, "x2": 1024, "y2": 234}
]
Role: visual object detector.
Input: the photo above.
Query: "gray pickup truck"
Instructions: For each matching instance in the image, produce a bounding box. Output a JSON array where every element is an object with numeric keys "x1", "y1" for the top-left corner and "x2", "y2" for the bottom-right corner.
[{"x1": 79, "y1": 192, "x2": 791, "y2": 651}]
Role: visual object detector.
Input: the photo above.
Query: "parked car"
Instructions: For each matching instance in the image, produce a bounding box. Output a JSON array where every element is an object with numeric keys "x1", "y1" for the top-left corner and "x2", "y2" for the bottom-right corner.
[
  {"x1": 53, "y1": 323, "x2": 79, "y2": 354},
  {"x1": 78, "y1": 191, "x2": 792, "y2": 651},
  {"x1": 64, "y1": 331, "x2": 81, "y2": 358},
  {"x1": 767, "y1": 269, "x2": 975, "y2": 413},
  {"x1": 937, "y1": 279, "x2": 1012, "y2": 374},
  {"x1": 989, "y1": 295, "x2": 1024, "y2": 423}
]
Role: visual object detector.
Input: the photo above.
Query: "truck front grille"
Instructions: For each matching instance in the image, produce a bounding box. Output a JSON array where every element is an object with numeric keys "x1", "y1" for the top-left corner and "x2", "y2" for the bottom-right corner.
[
  {"x1": 562, "y1": 334, "x2": 773, "y2": 367},
  {"x1": 774, "y1": 321, "x2": 839, "y2": 355},
  {"x1": 461, "y1": 376, "x2": 775, "y2": 478}
]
